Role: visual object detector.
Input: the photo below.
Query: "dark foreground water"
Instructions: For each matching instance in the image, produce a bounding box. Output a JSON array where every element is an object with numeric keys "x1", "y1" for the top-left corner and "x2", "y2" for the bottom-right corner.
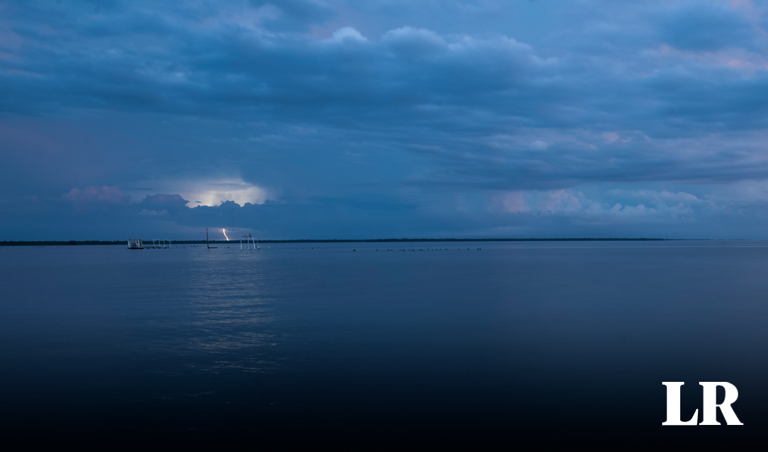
[{"x1": 1, "y1": 241, "x2": 767, "y2": 445}]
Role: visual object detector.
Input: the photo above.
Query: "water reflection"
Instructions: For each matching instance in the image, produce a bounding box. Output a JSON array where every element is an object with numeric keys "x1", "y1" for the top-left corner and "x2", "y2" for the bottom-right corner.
[
  {"x1": 4, "y1": 242, "x2": 768, "y2": 443},
  {"x1": 171, "y1": 251, "x2": 281, "y2": 373}
]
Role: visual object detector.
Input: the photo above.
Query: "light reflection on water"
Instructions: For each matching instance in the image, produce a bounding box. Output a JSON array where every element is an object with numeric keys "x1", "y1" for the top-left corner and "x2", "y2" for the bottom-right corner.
[
  {"x1": 2, "y1": 241, "x2": 768, "y2": 443},
  {"x1": 142, "y1": 248, "x2": 280, "y2": 373}
]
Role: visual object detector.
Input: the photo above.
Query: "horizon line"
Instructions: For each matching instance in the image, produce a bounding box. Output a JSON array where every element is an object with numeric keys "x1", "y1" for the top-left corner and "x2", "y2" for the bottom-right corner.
[{"x1": 0, "y1": 237, "x2": 730, "y2": 246}]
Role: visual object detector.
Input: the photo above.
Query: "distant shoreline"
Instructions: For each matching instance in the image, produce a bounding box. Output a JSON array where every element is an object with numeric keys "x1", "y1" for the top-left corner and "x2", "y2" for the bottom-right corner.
[{"x1": 0, "y1": 238, "x2": 679, "y2": 246}]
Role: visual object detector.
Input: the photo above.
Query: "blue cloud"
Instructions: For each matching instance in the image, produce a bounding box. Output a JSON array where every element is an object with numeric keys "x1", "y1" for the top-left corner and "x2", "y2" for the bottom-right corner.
[
  {"x1": 4, "y1": 1, "x2": 768, "y2": 239},
  {"x1": 658, "y1": 0, "x2": 754, "y2": 51}
]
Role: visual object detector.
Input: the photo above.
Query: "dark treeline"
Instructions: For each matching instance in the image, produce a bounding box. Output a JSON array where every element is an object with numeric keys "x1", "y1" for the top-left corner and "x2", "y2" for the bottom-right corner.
[{"x1": 0, "y1": 238, "x2": 669, "y2": 246}]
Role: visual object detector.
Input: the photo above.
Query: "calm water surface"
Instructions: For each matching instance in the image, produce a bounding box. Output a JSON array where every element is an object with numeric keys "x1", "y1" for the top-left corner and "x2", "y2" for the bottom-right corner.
[{"x1": 1, "y1": 241, "x2": 766, "y2": 444}]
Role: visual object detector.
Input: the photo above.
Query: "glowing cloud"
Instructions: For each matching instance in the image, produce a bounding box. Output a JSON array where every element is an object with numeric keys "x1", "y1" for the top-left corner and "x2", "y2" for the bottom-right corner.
[
  {"x1": 128, "y1": 178, "x2": 270, "y2": 208},
  {"x1": 182, "y1": 179, "x2": 269, "y2": 207}
]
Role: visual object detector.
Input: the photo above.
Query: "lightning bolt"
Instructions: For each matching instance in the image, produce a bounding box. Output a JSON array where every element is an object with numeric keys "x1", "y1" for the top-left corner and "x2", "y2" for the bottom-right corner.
[{"x1": 222, "y1": 228, "x2": 229, "y2": 241}]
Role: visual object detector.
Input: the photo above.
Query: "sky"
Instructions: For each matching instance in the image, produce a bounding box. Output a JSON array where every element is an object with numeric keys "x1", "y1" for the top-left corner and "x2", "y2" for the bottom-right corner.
[{"x1": 3, "y1": 0, "x2": 768, "y2": 240}]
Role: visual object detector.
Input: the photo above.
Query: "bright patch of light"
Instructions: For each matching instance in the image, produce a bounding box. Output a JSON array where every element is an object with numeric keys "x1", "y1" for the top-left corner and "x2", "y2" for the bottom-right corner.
[
  {"x1": 222, "y1": 229, "x2": 229, "y2": 241},
  {"x1": 184, "y1": 179, "x2": 269, "y2": 207},
  {"x1": 129, "y1": 178, "x2": 270, "y2": 207}
]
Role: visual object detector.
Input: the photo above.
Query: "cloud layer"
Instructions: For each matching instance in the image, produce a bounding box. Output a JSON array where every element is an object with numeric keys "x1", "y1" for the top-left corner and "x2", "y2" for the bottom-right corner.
[{"x1": 3, "y1": 0, "x2": 768, "y2": 239}]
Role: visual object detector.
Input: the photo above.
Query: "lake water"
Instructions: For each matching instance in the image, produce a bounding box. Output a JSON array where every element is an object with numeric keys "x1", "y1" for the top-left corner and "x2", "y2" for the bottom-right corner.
[{"x1": 1, "y1": 241, "x2": 766, "y2": 445}]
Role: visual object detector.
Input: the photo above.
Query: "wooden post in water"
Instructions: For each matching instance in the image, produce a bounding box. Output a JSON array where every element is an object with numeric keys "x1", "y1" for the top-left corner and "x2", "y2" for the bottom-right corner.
[{"x1": 206, "y1": 228, "x2": 217, "y2": 249}]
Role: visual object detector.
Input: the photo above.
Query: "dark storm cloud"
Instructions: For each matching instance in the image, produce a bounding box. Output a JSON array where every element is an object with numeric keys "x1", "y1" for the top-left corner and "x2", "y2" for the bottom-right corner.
[
  {"x1": 658, "y1": 0, "x2": 754, "y2": 51},
  {"x1": 4, "y1": 0, "x2": 768, "y2": 239},
  {"x1": 248, "y1": 0, "x2": 335, "y2": 31},
  {"x1": 139, "y1": 193, "x2": 189, "y2": 214}
]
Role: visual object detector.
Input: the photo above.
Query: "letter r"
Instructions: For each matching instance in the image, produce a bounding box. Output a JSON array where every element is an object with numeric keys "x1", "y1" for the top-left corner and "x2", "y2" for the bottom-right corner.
[{"x1": 699, "y1": 382, "x2": 743, "y2": 426}]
